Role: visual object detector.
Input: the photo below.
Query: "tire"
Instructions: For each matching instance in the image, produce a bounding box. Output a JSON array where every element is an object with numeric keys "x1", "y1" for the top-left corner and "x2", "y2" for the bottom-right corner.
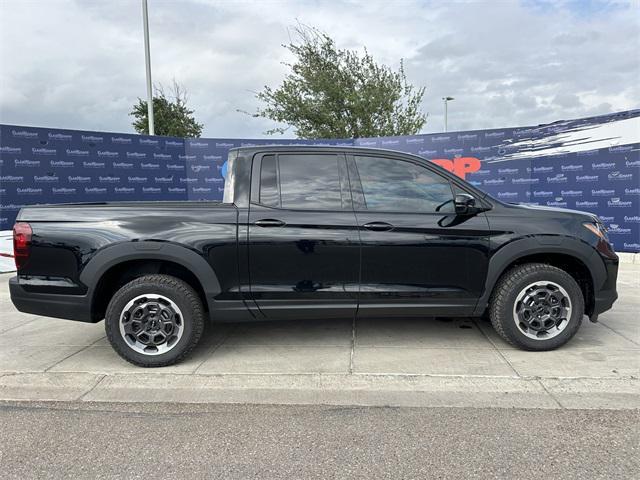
[
  {"x1": 489, "y1": 263, "x2": 584, "y2": 351},
  {"x1": 105, "y1": 274, "x2": 205, "y2": 367}
]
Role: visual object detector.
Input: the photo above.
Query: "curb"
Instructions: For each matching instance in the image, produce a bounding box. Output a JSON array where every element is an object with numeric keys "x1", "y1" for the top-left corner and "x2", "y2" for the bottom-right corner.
[{"x1": 0, "y1": 372, "x2": 637, "y2": 410}]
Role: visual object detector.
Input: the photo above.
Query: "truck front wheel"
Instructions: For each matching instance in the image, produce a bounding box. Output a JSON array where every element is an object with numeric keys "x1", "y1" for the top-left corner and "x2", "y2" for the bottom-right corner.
[
  {"x1": 489, "y1": 263, "x2": 584, "y2": 350},
  {"x1": 105, "y1": 274, "x2": 205, "y2": 367}
]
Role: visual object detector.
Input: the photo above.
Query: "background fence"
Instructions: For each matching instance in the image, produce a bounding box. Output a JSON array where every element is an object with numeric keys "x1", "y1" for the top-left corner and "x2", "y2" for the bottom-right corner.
[{"x1": 1, "y1": 109, "x2": 638, "y2": 252}]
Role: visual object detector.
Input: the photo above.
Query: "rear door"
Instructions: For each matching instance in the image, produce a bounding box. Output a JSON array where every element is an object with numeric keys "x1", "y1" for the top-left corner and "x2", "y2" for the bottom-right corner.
[
  {"x1": 247, "y1": 151, "x2": 360, "y2": 320},
  {"x1": 347, "y1": 153, "x2": 490, "y2": 317}
]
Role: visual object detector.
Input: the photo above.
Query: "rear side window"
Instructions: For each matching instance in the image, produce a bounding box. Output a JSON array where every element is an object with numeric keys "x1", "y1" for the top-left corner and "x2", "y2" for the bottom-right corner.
[
  {"x1": 259, "y1": 155, "x2": 279, "y2": 207},
  {"x1": 278, "y1": 154, "x2": 342, "y2": 210},
  {"x1": 354, "y1": 155, "x2": 454, "y2": 213}
]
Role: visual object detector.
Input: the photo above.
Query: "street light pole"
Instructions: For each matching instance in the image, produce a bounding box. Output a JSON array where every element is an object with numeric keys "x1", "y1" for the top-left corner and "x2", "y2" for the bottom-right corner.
[
  {"x1": 142, "y1": 0, "x2": 155, "y2": 136},
  {"x1": 442, "y1": 96, "x2": 454, "y2": 132}
]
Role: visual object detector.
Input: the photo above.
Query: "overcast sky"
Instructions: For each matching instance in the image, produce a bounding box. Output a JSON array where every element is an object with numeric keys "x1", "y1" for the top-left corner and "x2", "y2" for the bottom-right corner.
[{"x1": 1, "y1": 0, "x2": 638, "y2": 138}]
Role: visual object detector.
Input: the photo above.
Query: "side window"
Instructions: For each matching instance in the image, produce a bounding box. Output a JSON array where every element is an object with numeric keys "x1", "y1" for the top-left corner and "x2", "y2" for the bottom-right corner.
[
  {"x1": 354, "y1": 156, "x2": 455, "y2": 213},
  {"x1": 278, "y1": 154, "x2": 342, "y2": 209},
  {"x1": 259, "y1": 155, "x2": 279, "y2": 207}
]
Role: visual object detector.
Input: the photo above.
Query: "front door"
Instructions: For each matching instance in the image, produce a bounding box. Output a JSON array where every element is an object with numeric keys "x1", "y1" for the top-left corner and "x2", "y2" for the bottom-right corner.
[
  {"x1": 347, "y1": 154, "x2": 491, "y2": 317},
  {"x1": 248, "y1": 152, "x2": 360, "y2": 320}
]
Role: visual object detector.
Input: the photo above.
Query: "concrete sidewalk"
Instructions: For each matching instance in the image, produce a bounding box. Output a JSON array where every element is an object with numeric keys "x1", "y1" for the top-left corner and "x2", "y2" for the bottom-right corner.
[{"x1": 0, "y1": 264, "x2": 638, "y2": 409}]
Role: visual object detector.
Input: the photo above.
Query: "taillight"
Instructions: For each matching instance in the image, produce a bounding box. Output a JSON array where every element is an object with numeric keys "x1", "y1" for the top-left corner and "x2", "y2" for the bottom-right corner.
[{"x1": 13, "y1": 222, "x2": 32, "y2": 270}]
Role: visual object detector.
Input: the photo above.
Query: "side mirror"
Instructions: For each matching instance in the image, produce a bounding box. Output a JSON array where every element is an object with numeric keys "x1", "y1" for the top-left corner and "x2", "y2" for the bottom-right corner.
[{"x1": 454, "y1": 193, "x2": 476, "y2": 214}]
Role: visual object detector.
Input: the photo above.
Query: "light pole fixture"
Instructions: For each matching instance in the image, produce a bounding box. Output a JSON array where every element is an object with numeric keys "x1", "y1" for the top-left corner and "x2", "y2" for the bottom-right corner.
[
  {"x1": 142, "y1": 0, "x2": 155, "y2": 136},
  {"x1": 442, "y1": 96, "x2": 454, "y2": 132}
]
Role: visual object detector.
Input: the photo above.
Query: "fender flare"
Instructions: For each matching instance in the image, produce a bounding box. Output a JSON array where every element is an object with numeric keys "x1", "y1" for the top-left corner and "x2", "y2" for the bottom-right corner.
[
  {"x1": 473, "y1": 236, "x2": 603, "y2": 315},
  {"x1": 80, "y1": 241, "x2": 221, "y2": 313}
]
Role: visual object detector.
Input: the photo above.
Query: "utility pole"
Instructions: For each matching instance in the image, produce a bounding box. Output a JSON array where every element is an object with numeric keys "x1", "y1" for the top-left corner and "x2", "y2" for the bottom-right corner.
[
  {"x1": 142, "y1": 0, "x2": 154, "y2": 135},
  {"x1": 442, "y1": 96, "x2": 454, "y2": 132}
]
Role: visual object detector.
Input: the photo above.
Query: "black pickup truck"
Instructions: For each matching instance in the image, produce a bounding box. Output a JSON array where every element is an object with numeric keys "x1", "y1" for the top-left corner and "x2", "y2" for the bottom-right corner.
[{"x1": 10, "y1": 146, "x2": 619, "y2": 366}]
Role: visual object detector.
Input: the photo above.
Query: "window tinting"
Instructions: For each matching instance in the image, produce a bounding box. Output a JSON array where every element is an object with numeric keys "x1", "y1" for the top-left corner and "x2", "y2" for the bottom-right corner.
[
  {"x1": 278, "y1": 154, "x2": 342, "y2": 209},
  {"x1": 259, "y1": 155, "x2": 279, "y2": 207},
  {"x1": 354, "y1": 156, "x2": 454, "y2": 213}
]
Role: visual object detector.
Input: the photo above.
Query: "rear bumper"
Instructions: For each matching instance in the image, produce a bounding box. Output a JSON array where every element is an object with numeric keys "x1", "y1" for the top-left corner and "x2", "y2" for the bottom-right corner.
[{"x1": 9, "y1": 277, "x2": 96, "y2": 323}]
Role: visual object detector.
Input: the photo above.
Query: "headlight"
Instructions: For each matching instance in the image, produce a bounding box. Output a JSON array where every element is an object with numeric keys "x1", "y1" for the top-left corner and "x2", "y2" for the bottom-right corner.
[{"x1": 583, "y1": 221, "x2": 608, "y2": 240}]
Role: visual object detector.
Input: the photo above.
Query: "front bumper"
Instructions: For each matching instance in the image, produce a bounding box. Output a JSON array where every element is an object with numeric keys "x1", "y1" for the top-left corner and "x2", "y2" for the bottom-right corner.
[
  {"x1": 590, "y1": 255, "x2": 619, "y2": 319},
  {"x1": 9, "y1": 276, "x2": 95, "y2": 323}
]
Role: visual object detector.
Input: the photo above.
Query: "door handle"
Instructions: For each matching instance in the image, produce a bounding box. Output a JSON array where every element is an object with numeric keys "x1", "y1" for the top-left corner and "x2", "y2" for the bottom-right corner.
[
  {"x1": 254, "y1": 218, "x2": 286, "y2": 228},
  {"x1": 363, "y1": 221, "x2": 394, "y2": 232}
]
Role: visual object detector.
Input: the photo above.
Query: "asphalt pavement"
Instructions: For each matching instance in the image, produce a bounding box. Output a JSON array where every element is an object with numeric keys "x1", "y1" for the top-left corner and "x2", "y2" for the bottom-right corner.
[{"x1": 0, "y1": 400, "x2": 637, "y2": 479}]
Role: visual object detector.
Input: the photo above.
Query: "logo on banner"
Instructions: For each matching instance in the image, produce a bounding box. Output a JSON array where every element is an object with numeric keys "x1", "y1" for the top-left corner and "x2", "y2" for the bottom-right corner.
[
  {"x1": 607, "y1": 198, "x2": 632, "y2": 207},
  {"x1": 98, "y1": 150, "x2": 119, "y2": 158},
  {"x1": 83, "y1": 161, "x2": 105, "y2": 168},
  {"x1": 32, "y1": 147, "x2": 56, "y2": 155},
  {"x1": 547, "y1": 174, "x2": 568, "y2": 183},
  {"x1": 67, "y1": 149, "x2": 89, "y2": 156},
  {"x1": 431, "y1": 157, "x2": 481, "y2": 179},
  {"x1": 592, "y1": 162, "x2": 615, "y2": 170},
  {"x1": 576, "y1": 201, "x2": 598, "y2": 208},
  {"x1": 608, "y1": 171, "x2": 633, "y2": 181},
  {"x1": 15, "y1": 159, "x2": 40, "y2": 167},
  {"x1": 113, "y1": 162, "x2": 134, "y2": 169},
  {"x1": 99, "y1": 176, "x2": 120, "y2": 183},
  {"x1": 82, "y1": 135, "x2": 103, "y2": 143},
  {"x1": 17, "y1": 187, "x2": 43, "y2": 195},
  {"x1": 608, "y1": 224, "x2": 631, "y2": 234},
  {"x1": 127, "y1": 176, "x2": 147, "y2": 183},
  {"x1": 576, "y1": 175, "x2": 599, "y2": 182},
  {"x1": 69, "y1": 176, "x2": 91, "y2": 183},
  {"x1": 0, "y1": 175, "x2": 24, "y2": 183},
  {"x1": 34, "y1": 175, "x2": 59, "y2": 183},
  {"x1": 85, "y1": 187, "x2": 107, "y2": 194},
  {"x1": 12, "y1": 130, "x2": 38, "y2": 138},
  {"x1": 48, "y1": 133, "x2": 72, "y2": 141},
  {"x1": 52, "y1": 187, "x2": 76, "y2": 195},
  {"x1": 0, "y1": 146, "x2": 21, "y2": 154}
]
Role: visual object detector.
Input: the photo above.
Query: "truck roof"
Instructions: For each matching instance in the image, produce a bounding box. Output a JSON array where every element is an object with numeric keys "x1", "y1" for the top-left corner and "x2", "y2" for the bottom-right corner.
[{"x1": 229, "y1": 144, "x2": 416, "y2": 156}]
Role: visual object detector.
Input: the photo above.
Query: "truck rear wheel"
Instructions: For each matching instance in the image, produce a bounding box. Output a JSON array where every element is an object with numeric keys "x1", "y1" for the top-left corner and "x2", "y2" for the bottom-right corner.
[
  {"x1": 489, "y1": 263, "x2": 584, "y2": 350},
  {"x1": 105, "y1": 274, "x2": 205, "y2": 367}
]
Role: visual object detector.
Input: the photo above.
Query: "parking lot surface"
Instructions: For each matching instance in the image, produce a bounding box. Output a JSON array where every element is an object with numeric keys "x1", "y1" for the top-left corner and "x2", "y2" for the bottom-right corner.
[{"x1": 0, "y1": 263, "x2": 638, "y2": 408}]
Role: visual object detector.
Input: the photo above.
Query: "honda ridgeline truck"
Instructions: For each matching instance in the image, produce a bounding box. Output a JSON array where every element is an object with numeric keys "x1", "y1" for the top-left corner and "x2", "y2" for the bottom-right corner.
[{"x1": 10, "y1": 146, "x2": 619, "y2": 366}]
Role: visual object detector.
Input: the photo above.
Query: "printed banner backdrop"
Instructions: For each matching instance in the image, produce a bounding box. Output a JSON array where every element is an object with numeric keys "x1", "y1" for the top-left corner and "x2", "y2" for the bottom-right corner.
[{"x1": 1, "y1": 109, "x2": 638, "y2": 252}]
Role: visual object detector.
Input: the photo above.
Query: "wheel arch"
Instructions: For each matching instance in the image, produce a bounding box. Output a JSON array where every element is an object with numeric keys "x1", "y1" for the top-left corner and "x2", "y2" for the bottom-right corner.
[
  {"x1": 475, "y1": 236, "x2": 603, "y2": 317},
  {"x1": 81, "y1": 242, "x2": 221, "y2": 321}
]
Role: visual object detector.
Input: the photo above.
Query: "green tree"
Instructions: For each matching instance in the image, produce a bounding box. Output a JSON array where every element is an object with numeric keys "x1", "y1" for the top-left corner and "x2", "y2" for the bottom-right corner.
[
  {"x1": 243, "y1": 25, "x2": 426, "y2": 139},
  {"x1": 131, "y1": 81, "x2": 203, "y2": 137}
]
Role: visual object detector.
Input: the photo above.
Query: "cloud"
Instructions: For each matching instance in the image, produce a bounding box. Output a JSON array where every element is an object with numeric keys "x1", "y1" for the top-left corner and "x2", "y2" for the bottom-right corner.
[{"x1": 0, "y1": 0, "x2": 638, "y2": 138}]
